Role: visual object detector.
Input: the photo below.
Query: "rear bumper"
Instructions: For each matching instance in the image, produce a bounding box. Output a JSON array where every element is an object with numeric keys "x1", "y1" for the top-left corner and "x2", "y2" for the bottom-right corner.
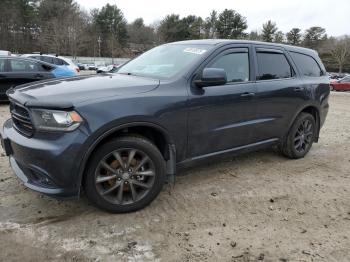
[{"x1": 1, "y1": 119, "x2": 88, "y2": 199}]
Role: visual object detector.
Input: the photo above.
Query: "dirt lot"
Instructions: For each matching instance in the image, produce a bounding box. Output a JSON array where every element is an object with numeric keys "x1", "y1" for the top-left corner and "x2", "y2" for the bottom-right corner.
[{"x1": 0, "y1": 92, "x2": 349, "y2": 262}]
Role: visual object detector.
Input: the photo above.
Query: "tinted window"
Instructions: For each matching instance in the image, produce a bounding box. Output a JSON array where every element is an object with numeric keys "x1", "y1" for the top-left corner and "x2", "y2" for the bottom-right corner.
[
  {"x1": 58, "y1": 58, "x2": 69, "y2": 65},
  {"x1": 10, "y1": 59, "x2": 38, "y2": 72},
  {"x1": 256, "y1": 52, "x2": 293, "y2": 80},
  {"x1": 41, "y1": 56, "x2": 54, "y2": 64},
  {"x1": 290, "y1": 52, "x2": 322, "y2": 77},
  {"x1": 53, "y1": 58, "x2": 64, "y2": 65},
  {"x1": 0, "y1": 59, "x2": 5, "y2": 72},
  {"x1": 209, "y1": 52, "x2": 249, "y2": 82}
]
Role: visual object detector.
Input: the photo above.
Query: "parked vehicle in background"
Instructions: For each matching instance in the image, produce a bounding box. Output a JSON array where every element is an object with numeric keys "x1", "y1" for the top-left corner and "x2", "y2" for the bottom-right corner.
[
  {"x1": 0, "y1": 56, "x2": 76, "y2": 100},
  {"x1": 330, "y1": 76, "x2": 350, "y2": 91},
  {"x1": 77, "y1": 63, "x2": 89, "y2": 71},
  {"x1": 88, "y1": 64, "x2": 97, "y2": 71},
  {"x1": 0, "y1": 50, "x2": 11, "y2": 56},
  {"x1": 1, "y1": 40, "x2": 330, "y2": 213},
  {"x1": 21, "y1": 54, "x2": 80, "y2": 74},
  {"x1": 96, "y1": 65, "x2": 119, "y2": 74},
  {"x1": 329, "y1": 72, "x2": 349, "y2": 80},
  {"x1": 77, "y1": 63, "x2": 85, "y2": 70}
]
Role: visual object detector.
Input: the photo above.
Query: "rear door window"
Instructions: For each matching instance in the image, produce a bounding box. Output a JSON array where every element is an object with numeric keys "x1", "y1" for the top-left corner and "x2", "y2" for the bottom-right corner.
[
  {"x1": 256, "y1": 51, "x2": 293, "y2": 80},
  {"x1": 290, "y1": 52, "x2": 323, "y2": 77},
  {"x1": 41, "y1": 56, "x2": 54, "y2": 64},
  {"x1": 10, "y1": 59, "x2": 39, "y2": 72},
  {"x1": 53, "y1": 58, "x2": 64, "y2": 65}
]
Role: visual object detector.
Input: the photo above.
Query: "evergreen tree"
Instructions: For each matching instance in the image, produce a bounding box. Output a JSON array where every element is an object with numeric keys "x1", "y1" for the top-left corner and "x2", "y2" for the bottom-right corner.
[
  {"x1": 216, "y1": 9, "x2": 247, "y2": 39},
  {"x1": 262, "y1": 20, "x2": 278, "y2": 42}
]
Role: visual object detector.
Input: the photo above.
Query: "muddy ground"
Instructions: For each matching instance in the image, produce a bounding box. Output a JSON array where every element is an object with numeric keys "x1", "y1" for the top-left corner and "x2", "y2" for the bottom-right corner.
[{"x1": 0, "y1": 92, "x2": 349, "y2": 262}]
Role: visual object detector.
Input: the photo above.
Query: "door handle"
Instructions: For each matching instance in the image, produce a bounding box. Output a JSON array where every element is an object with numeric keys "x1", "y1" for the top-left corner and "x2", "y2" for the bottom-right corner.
[
  {"x1": 294, "y1": 87, "x2": 304, "y2": 92},
  {"x1": 240, "y1": 92, "x2": 255, "y2": 97}
]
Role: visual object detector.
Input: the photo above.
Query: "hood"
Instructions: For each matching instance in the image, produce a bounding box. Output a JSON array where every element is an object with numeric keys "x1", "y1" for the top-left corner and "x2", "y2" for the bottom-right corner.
[{"x1": 7, "y1": 74, "x2": 160, "y2": 109}]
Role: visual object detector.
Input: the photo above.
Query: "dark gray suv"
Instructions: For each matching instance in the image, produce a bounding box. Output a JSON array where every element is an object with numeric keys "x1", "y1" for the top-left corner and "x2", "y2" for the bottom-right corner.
[{"x1": 0, "y1": 40, "x2": 330, "y2": 213}]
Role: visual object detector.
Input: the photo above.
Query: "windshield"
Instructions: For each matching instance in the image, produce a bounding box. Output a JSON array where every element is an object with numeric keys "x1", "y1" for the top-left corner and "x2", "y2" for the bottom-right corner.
[{"x1": 117, "y1": 44, "x2": 212, "y2": 79}]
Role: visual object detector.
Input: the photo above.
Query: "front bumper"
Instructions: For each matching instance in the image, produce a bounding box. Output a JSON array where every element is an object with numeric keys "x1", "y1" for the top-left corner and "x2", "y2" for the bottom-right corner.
[{"x1": 1, "y1": 119, "x2": 88, "y2": 199}]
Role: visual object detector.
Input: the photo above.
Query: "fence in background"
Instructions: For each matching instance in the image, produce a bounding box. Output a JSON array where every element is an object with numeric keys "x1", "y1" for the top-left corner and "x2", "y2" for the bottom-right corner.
[{"x1": 67, "y1": 56, "x2": 130, "y2": 66}]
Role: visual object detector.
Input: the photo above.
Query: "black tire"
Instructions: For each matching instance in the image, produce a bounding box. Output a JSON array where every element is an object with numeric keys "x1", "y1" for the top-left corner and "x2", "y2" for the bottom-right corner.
[
  {"x1": 83, "y1": 136, "x2": 166, "y2": 213},
  {"x1": 281, "y1": 112, "x2": 316, "y2": 159}
]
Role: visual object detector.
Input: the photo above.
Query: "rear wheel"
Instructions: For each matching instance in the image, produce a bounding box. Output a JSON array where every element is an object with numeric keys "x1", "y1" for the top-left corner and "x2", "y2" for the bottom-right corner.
[
  {"x1": 84, "y1": 136, "x2": 166, "y2": 213},
  {"x1": 281, "y1": 112, "x2": 316, "y2": 159}
]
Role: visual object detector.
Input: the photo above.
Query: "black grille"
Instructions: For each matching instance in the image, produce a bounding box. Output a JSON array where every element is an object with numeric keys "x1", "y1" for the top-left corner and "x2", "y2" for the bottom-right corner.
[{"x1": 10, "y1": 101, "x2": 34, "y2": 137}]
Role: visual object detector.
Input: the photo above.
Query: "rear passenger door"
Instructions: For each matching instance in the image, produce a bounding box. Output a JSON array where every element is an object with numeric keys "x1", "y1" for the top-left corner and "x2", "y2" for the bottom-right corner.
[
  {"x1": 252, "y1": 46, "x2": 307, "y2": 142},
  {"x1": 7, "y1": 59, "x2": 52, "y2": 87}
]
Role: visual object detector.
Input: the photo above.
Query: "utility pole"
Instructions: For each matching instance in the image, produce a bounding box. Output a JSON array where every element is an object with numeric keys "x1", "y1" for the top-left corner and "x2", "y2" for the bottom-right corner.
[
  {"x1": 97, "y1": 36, "x2": 102, "y2": 57},
  {"x1": 109, "y1": 23, "x2": 115, "y2": 64}
]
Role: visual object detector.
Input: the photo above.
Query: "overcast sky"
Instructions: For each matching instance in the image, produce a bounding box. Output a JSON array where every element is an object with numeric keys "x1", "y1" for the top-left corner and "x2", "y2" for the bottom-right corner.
[{"x1": 76, "y1": 0, "x2": 349, "y2": 36}]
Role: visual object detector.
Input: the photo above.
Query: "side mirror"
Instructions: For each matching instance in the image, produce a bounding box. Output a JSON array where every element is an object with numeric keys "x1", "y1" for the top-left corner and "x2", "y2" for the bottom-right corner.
[{"x1": 195, "y1": 68, "x2": 227, "y2": 87}]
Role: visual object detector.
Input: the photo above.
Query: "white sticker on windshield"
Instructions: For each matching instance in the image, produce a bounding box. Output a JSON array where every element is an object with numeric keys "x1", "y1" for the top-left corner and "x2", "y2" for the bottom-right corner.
[{"x1": 183, "y1": 48, "x2": 207, "y2": 55}]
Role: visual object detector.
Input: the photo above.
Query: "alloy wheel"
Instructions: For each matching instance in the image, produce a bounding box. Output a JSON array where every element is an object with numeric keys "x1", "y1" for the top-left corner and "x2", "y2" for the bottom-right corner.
[
  {"x1": 294, "y1": 119, "x2": 314, "y2": 153},
  {"x1": 95, "y1": 148, "x2": 156, "y2": 205}
]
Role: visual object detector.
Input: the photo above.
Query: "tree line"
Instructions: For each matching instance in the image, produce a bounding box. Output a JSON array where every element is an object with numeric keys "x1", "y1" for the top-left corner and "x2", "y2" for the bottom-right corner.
[{"x1": 0, "y1": 0, "x2": 349, "y2": 72}]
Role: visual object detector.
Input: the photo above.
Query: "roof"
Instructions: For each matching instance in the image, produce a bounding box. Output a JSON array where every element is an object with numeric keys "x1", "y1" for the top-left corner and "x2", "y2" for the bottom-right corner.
[
  {"x1": 21, "y1": 54, "x2": 75, "y2": 65},
  {"x1": 0, "y1": 56, "x2": 58, "y2": 67},
  {"x1": 169, "y1": 39, "x2": 318, "y2": 56}
]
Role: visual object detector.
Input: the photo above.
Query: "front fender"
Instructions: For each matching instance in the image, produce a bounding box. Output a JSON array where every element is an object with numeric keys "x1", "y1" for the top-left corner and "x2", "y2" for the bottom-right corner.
[{"x1": 75, "y1": 119, "x2": 175, "y2": 193}]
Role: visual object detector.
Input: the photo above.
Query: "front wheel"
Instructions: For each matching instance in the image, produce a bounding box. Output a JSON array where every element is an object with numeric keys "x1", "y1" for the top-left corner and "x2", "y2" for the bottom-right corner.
[
  {"x1": 281, "y1": 112, "x2": 316, "y2": 159},
  {"x1": 83, "y1": 136, "x2": 166, "y2": 213}
]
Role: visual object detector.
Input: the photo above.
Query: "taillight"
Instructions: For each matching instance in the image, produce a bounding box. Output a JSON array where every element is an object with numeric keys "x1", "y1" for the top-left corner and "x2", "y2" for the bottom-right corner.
[{"x1": 76, "y1": 68, "x2": 80, "y2": 73}]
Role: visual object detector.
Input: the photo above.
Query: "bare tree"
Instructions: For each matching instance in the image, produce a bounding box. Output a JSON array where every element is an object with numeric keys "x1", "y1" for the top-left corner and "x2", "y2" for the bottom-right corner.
[
  {"x1": 327, "y1": 36, "x2": 350, "y2": 73},
  {"x1": 203, "y1": 10, "x2": 218, "y2": 38}
]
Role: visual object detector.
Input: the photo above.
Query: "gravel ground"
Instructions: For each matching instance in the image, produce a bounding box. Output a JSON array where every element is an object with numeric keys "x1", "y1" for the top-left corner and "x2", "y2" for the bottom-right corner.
[{"x1": 0, "y1": 92, "x2": 349, "y2": 262}]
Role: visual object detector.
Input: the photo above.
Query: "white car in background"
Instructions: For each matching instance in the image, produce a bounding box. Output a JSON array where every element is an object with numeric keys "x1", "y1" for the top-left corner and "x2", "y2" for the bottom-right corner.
[
  {"x1": 0, "y1": 50, "x2": 11, "y2": 56},
  {"x1": 21, "y1": 54, "x2": 80, "y2": 73}
]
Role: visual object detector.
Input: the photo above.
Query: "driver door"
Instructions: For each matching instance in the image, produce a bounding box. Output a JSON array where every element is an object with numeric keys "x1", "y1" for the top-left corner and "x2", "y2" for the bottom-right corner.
[{"x1": 187, "y1": 46, "x2": 259, "y2": 158}]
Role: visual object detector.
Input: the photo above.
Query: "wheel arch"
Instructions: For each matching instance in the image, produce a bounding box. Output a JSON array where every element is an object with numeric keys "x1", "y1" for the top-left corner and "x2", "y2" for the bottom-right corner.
[
  {"x1": 77, "y1": 121, "x2": 176, "y2": 193},
  {"x1": 291, "y1": 105, "x2": 321, "y2": 142}
]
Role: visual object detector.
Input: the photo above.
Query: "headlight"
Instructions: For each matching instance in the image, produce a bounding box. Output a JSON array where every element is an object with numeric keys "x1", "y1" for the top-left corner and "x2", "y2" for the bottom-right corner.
[{"x1": 31, "y1": 109, "x2": 83, "y2": 132}]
